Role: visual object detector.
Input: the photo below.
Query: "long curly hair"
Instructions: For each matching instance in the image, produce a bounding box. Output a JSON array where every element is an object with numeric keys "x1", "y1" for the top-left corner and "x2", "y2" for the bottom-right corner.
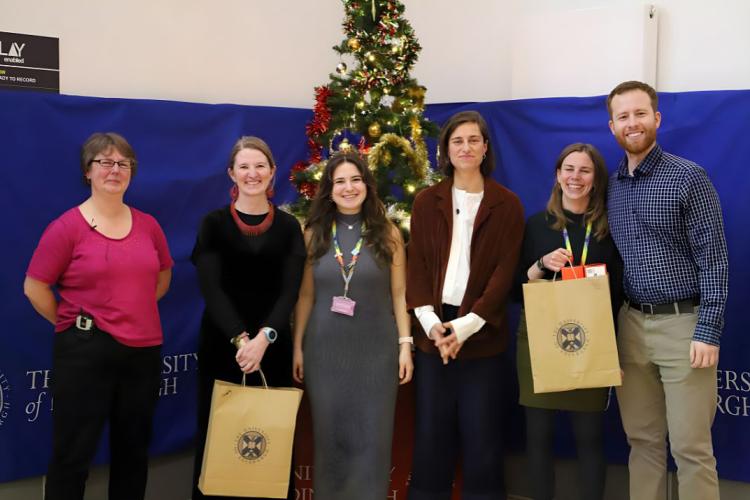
[{"x1": 305, "y1": 152, "x2": 397, "y2": 266}]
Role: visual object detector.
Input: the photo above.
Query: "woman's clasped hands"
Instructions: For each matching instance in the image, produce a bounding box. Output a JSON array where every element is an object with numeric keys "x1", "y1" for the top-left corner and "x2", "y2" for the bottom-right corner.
[{"x1": 430, "y1": 322, "x2": 463, "y2": 365}]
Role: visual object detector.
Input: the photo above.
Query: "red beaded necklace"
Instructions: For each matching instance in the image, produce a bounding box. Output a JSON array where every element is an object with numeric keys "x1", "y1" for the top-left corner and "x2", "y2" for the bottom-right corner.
[{"x1": 229, "y1": 185, "x2": 275, "y2": 237}]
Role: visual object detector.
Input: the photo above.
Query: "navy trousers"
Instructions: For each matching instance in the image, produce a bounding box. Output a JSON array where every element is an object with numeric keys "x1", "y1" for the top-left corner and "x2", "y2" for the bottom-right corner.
[{"x1": 409, "y1": 312, "x2": 508, "y2": 500}]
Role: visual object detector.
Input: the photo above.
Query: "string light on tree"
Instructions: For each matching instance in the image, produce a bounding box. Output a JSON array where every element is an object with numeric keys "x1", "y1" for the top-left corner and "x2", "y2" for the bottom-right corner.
[
  {"x1": 368, "y1": 122, "x2": 382, "y2": 138},
  {"x1": 289, "y1": 0, "x2": 440, "y2": 226}
]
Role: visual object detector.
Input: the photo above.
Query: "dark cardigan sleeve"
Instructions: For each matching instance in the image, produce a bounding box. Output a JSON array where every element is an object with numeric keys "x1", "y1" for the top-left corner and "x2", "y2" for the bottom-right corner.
[
  {"x1": 261, "y1": 214, "x2": 306, "y2": 337},
  {"x1": 469, "y1": 194, "x2": 525, "y2": 327},
  {"x1": 191, "y1": 211, "x2": 246, "y2": 341}
]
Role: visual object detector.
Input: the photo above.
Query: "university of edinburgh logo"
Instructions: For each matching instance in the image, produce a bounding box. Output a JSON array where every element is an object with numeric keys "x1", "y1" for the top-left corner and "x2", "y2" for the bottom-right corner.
[
  {"x1": 0, "y1": 371, "x2": 10, "y2": 426},
  {"x1": 556, "y1": 322, "x2": 587, "y2": 353},
  {"x1": 236, "y1": 429, "x2": 268, "y2": 462}
]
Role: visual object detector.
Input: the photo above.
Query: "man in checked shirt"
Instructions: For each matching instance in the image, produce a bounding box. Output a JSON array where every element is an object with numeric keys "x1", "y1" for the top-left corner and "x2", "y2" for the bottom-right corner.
[{"x1": 606, "y1": 80, "x2": 728, "y2": 500}]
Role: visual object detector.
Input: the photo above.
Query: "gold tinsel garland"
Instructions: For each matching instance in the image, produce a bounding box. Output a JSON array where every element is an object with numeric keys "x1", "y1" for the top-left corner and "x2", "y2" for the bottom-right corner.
[{"x1": 367, "y1": 133, "x2": 429, "y2": 183}]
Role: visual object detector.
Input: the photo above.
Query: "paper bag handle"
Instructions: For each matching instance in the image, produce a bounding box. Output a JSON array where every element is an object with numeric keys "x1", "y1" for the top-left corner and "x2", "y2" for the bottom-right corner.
[
  {"x1": 241, "y1": 368, "x2": 269, "y2": 389},
  {"x1": 553, "y1": 256, "x2": 578, "y2": 281}
]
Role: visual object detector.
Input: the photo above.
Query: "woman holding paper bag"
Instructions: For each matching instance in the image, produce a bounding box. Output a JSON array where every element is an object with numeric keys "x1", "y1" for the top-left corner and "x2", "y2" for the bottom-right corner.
[
  {"x1": 292, "y1": 151, "x2": 413, "y2": 500},
  {"x1": 191, "y1": 136, "x2": 306, "y2": 500},
  {"x1": 514, "y1": 143, "x2": 622, "y2": 500}
]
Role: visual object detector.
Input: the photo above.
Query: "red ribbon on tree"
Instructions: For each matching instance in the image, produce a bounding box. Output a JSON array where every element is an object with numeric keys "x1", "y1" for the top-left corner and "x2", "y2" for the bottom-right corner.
[{"x1": 305, "y1": 86, "x2": 332, "y2": 163}]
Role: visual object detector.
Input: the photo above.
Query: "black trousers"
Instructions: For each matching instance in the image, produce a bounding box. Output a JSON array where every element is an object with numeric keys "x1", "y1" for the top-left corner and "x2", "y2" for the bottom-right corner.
[
  {"x1": 524, "y1": 407, "x2": 606, "y2": 500},
  {"x1": 409, "y1": 306, "x2": 508, "y2": 500},
  {"x1": 45, "y1": 326, "x2": 161, "y2": 500}
]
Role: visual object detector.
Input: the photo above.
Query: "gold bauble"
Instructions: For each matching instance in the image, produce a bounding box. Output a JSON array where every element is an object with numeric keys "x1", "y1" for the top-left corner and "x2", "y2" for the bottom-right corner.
[
  {"x1": 336, "y1": 62, "x2": 348, "y2": 75},
  {"x1": 347, "y1": 38, "x2": 361, "y2": 51},
  {"x1": 355, "y1": 100, "x2": 366, "y2": 110},
  {"x1": 368, "y1": 122, "x2": 382, "y2": 138}
]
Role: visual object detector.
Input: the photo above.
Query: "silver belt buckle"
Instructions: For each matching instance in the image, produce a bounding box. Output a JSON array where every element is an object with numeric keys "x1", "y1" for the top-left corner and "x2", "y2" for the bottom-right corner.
[{"x1": 75, "y1": 315, "x2": 93, "y2": 331}]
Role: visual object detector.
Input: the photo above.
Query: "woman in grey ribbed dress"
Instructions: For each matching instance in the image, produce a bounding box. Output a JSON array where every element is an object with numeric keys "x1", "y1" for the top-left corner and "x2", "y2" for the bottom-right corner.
[{"x1": 292, "y1": 152, "x2": 414, "y2": 500}]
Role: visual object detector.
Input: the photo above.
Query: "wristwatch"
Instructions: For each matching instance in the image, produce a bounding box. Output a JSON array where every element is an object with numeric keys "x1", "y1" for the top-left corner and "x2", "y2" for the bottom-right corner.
[
  {"x1": 536, "y1": 257, "x2": 546, "y2": 271},
  {"x1": 260, "y1": 327, "x2": 278, "y2": 344}
]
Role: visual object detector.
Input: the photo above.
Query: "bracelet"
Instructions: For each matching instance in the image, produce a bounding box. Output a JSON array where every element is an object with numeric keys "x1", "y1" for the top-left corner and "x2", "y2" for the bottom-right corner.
[
  {"x1": 536, "y1": 257, "x2": 546, "y2": 271},
  {"x1": 398, "y1": 336, "x2": 414, "y2": 345},
  {"x1": 231, "y1": 333, "x2": 248, "y2": 350}
]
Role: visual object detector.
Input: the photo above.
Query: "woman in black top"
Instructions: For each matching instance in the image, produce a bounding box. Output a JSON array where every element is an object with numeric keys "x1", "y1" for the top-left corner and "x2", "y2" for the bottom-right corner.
[
  {"x1": 190, "y1": 136, "x2": 305, "y2": 500},
  {"x1": 515, "y1": 143, "x2": 622, "y2": 500}
]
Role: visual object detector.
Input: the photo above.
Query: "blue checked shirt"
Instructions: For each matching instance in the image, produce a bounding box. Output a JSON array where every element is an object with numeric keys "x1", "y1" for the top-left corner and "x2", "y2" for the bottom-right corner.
[{"x1": 607, "y1": 144, "x2": 728, "y2": 346}]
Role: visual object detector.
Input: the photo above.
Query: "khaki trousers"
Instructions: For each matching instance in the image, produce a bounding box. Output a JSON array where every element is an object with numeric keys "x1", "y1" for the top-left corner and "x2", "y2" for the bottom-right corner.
[{"x1": 616, "y1": 304, "x2": 719, "y2": 500}]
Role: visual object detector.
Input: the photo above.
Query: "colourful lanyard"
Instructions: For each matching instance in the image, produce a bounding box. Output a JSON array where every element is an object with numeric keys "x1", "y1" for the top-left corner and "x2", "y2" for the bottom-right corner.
[
  {"x1": 332, "y1": 220, "x2": 365, "y2": 297},
  {"x1": 563, "y1": 221, "x2": 592, "y2": 266}
]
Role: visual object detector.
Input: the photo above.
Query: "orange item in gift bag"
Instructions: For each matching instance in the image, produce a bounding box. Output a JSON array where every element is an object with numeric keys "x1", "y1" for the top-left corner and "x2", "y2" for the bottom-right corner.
[
  {"x1": 561, "y1": 265, "x2": 585, "y2": 280},
  {"x1": 561, "y1": 263, "x2": 608, "y2": 280}
]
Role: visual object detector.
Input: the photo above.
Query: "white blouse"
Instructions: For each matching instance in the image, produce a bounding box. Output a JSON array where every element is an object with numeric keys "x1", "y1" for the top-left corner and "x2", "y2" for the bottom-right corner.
[{"x1": 414, "y1": 186, "x2": 486, "y2": 343}]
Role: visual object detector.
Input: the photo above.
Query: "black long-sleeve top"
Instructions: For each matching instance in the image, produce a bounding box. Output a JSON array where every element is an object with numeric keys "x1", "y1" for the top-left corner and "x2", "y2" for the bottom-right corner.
[
  {"x1": 513, "y1": 210, "x2": 624, "y2": 320},
  {"x1": 191, "y1": 206, "x2": 305, "y2": 378}
]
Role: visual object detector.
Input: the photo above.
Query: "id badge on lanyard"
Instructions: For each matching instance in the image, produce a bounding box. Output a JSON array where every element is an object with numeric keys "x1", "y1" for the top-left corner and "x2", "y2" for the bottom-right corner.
[{"x1": 330, "y1": 220, "x2": 364, "y2": 317}]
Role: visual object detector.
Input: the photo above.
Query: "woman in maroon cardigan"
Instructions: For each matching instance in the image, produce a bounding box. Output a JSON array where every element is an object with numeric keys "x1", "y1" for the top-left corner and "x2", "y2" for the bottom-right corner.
[{"x1": 406, "y1": 110, "x2": 524, "y2": 500}]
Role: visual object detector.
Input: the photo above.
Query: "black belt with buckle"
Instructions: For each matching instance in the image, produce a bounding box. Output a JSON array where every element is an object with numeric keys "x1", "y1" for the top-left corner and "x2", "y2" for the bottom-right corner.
[
  {"x1": 75, "y1": 312, "x2": 95, "y2": 331},
  {"x1": 626, "y1": 297, "x2": 699, "y2": 315}
]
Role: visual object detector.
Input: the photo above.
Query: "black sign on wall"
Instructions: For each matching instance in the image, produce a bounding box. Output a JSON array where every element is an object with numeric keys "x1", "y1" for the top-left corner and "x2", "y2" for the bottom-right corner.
[{"x1": 0, "y1": 31, "x2": 59, "y2": 93}]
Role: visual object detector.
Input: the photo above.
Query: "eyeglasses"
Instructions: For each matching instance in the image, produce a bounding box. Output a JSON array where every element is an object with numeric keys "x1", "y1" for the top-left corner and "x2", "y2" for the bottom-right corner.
[{"x1": 91, "y1": 159, "x2": 133, "y2": 170}]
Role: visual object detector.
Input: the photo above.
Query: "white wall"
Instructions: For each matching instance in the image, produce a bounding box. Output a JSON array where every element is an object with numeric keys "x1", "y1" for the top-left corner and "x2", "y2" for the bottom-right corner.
[{"x1": 2, "y1": 0, "x2": 748, "y2": 107}]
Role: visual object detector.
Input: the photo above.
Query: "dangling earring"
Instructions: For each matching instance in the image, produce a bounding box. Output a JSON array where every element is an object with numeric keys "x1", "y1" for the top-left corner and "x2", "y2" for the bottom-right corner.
[{"x1": 482, "y1": 153, "x2": 487, "y2": 160}]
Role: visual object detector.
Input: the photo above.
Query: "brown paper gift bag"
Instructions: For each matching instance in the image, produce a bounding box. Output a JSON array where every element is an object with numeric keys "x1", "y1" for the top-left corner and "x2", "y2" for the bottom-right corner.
[
  {"x1": 522, "y1": 275, "x2": 622, "y2": 393},
  {"x1": 198, "y1": 371, "x2": 303, "y2": 498}
]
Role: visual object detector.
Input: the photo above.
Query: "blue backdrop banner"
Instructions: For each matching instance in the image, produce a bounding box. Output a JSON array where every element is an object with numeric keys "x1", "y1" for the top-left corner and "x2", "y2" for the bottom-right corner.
[{"x1": 0, "y1": 89, "x2": 748, "y2": 483}]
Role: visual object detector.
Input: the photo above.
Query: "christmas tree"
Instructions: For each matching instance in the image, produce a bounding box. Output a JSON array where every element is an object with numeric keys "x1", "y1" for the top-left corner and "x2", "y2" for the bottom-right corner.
[{"x1": 288, "y1": 0, "x2": 439, "y2": 229}]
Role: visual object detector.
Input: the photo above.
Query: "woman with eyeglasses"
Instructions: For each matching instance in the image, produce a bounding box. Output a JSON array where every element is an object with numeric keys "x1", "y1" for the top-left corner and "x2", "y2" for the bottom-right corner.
[
  {"x1": 190, "y1": 136, "x2": 306, "y2": 500},
  {"x1": 24, "y1": 132, "x2": 173, "y2": 500},
  {"x1": 406, "y1": 111, "x2": 525, "y2": 499}
]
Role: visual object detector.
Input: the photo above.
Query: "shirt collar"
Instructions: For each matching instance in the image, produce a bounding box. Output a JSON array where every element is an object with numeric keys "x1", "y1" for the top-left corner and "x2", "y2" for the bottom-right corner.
[{"x1": 616, "y1": 143, "x2": 663, "y2": 179}]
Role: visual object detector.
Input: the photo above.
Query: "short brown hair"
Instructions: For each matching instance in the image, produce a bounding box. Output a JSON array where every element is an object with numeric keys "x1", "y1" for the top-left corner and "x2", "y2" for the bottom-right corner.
[
  {"x1": 437, "y1": 110, "x2": 495, "y2": 177},
  {"x1": 546, "y1": 143, "x2": 609, "y2": 240},
  {"x1": 607, "y1": 80, "x2": 658, "y2": 117},
  {"x1": 80, "y1": 132, "x2": 137, "y2": 185}
]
